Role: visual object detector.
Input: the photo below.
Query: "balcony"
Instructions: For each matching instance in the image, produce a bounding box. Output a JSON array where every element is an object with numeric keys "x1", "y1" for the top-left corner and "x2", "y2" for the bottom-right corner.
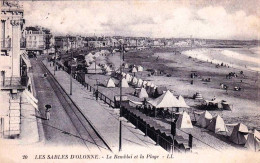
[
  {"x1": 0, "y1": 77, "x2": 27, "y2": 90},
  {"x1": 1, "y1": 38, "x2": 11, "y2": 50}
]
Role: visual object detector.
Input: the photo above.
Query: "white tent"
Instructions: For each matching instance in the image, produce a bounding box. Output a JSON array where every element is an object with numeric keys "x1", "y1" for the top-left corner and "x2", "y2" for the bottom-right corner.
[
  {"x1": 138, "y1": 88, "x2": 149, "y2": 98},
  {"x1": 207, "y1": 115, "x2": 228, "y2": 133},
  {"x1": 103, "y1": 64, "x2": 108, "y2": 69},
  {"x1": 150, "y1": 83, "x2": 155, "y2": 88},
  {"x1": 148, "y1": 90, "x2": 180, "y2": 108},
  {"x1": 136, "y1": 79, "x2": 143, "y2": 87},
  {"x1": 131, "y1": 67, "x2": 138, "y2": 73},
  {"x1": 131, "y1": 77, "x2": 138, "y2": 85},
  {"x1": 94, "y1": 51, "x2": 101, "y2": 58},
  {"x1": 105, "y1": 66, "x2": 112, "y2": 75},
  {"x1": 121, "y1": 72, "x2": 126, "y2": 78},
  {"x1": 245, "y1": 129, "x2": 260, "y2": 151},
  {"x1": 177, "y1": 95, "x2": 190, "y2": 108},
  {"x1": 230, "y1": 123, "x2": 248, "y2": 145},
  {"x1": 142, "y1": 81, "x2": 148, "y2": 88},
  {"x1": 124, "y1": 63, "x2": 129, "y2": 69},
  {"x1": 176, "y1": 111, "x2": 193, "y2": 129},
  {"x1": 137, "y1": 65, "x2": 144, "y2": 72},
  {"x1": 87, "y1": 63, "x2": 102, "y2": 74},
  {"x1": 125, "y1": 74, "x2": 132, "y2": 82},
  {"x1": 119, "y1": 78, "x2": 129, "y2": 88},
  {"x1": 106, "y1": 78, "x2": 116, "y2": 88},
  {"x1": 85, "y1": 55, "x2": 95, "y2": 62},
  {"x1": 197, "y1": 111, "x2": 213, "y2": 128},
  {"x1": 146, "y1": 81, "x2": 152, "y2": 87}
]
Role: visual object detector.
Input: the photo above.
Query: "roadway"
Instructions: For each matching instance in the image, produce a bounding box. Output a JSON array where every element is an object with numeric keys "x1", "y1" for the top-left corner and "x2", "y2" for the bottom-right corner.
[{"x1": 30, "y1": 57, "x2": 111, "y2": 153}]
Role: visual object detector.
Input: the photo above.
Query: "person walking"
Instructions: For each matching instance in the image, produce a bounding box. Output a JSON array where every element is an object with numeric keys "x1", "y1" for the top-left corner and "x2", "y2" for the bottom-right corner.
[{"x1": 45, "y1": 104, "x2": 51, "y2": 120}]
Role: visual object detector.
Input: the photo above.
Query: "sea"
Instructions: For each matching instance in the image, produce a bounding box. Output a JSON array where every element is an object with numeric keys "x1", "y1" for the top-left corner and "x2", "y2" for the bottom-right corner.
[{"x1": 182, "y1": 47, "x2": 260, "y2": 72}]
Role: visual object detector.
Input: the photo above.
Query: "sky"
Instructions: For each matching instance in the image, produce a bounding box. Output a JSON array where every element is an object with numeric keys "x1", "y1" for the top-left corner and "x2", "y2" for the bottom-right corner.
[{"x1": 21, "y1": 0, "x2": 260, "y2": 40}]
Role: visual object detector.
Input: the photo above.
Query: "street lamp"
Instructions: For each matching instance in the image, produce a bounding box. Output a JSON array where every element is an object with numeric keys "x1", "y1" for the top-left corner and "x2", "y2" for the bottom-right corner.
[{"x1": 119, "y1": 42, "x2": 125, "y2": 152}]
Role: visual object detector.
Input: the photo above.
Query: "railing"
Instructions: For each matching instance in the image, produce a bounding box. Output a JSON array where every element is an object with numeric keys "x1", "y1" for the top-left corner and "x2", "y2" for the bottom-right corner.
[
  {"x1": 64, "y1": 66, "x2": 116, "y2": 108},
  {"x1": 1, "y1": 38, "x2": 11, "y2": 49}
]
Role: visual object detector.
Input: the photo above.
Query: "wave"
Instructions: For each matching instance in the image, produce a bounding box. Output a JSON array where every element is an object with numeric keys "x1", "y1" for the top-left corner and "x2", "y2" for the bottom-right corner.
[{"x1": 182, "y1": 48, "x2": 260, "y2": 72}]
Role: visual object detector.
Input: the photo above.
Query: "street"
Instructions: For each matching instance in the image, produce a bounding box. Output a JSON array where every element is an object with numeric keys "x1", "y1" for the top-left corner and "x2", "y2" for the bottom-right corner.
[{"x1": 30, "y1": 57, "x2": 110, "y2": 153}]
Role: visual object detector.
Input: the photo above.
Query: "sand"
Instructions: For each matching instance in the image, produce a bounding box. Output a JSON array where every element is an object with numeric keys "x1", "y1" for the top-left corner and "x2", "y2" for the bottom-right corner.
[
  {"x1": 107, "y1": 47, "x2": 260, "y2": 130},
  {"x1": 82, "y1": 47, "x2": 260, "y2": 151}
]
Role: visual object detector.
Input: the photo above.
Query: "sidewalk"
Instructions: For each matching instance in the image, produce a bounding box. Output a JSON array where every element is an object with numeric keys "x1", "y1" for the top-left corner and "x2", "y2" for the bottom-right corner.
[{"x1": 44, "y1": 60, "x2": 167, "y2": 154}]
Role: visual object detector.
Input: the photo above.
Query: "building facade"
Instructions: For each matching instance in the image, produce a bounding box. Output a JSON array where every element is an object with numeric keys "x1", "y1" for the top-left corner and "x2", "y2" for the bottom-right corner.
[
  {"x1": 24, "y1": 26, "x2": 51, "y2": 55},
  {"x1": 0, "y1": 1, "x2": 37, "y2": 139}
]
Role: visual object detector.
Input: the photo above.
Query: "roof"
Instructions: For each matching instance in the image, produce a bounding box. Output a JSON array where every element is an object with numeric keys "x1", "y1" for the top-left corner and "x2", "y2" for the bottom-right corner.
[
  {"x1": 148, "y1": 90, "x2": 181, "y2": 108},
  {"x1": 177, "y1": 95, "x2": 190, "y2": 108},
  {"x1": 138, "y1": 88, "x2": 148, "y2": 98}
]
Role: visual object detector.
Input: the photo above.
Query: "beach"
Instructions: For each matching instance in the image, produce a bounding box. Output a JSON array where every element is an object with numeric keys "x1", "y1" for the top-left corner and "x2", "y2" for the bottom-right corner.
[{"x1": 106, "y1": 47, "x2": 260, "y2": 130}]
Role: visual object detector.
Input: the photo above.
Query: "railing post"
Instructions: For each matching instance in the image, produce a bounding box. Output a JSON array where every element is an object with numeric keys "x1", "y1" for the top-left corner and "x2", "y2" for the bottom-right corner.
[
  {"x1": 170, "y1": 143, "x2": 174, "y2": 154},
  {"x1": 156, "y1": 134, "x2": 159, "y2": 145},
  {"x1": 145, "y1": 123, "x2": 147, "y2": 136},
  {"x1": 189, "y1": 134, "x2": 193, "y2": 150},
  {"x1": 171, "y1": 121, "x2": 176, "y2": 137},
  {"x1": 119, "y1": 120, "x2": 122, "y2": 152}
]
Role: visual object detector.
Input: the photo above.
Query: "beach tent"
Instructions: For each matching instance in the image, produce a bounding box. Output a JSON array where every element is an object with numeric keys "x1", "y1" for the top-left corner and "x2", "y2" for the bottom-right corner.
[
  {"x1": 177, "y1": 95, "x2": 190, "y2": 108},
  {"x1": 131, "y1": 77, "x2": 138, "y2": 85},
  {"x1": 85, "y1": 55, "x2": 95, "y2": 63},
  {"x1": 138, "y1": 88, "x2": 149, "y2": 98},
  {"x1": 128, "y1": 75, "x2": 133, "y2": 83},
  {"x1": 207, "y1": 115, "x2": 228, "y2": 133},
  {"x1": 124, "y1": 63, "x2": 129, "y2": 69},
  {"x1": 136, "y1": 79, "x2": 143, "y2": 87},
  {"x1": 106, "y1": 78, "x2": 116, "y2": 88},
  {"x1": 197, "y1": 111, "x2": 213, "y2": 128},
  {"x1": 125, "y1": 73, "x2": 132, "y2": 82},
  {"x1": 93, "y1": 52, "x2": 101, "y2": 58},
  {"x1": 119, "y1": 78, "x2": 129, "y2": 88},
  {"x1": 103, "y1": 64, "x2": 108, "y2": 69},
  {"x1": 176, "y1": 111, "x2": 193, "y2": 129},
  {"x1": 87, "y1": 63, "x2": 103, "y2": 74},
  {"x1": 142, "y1": 81, "x2": 148, "y2": 88},
  {"x1": 137, "y1": 65, "x2": 144, "y2": 72},
  {"x1": 154, "y1": 87, "x2": 168, "y2": 98},
  {"x1": 146, "y1": 86, "x2": 156, "y2": 97},
  {"x1": 230, "y1": 123, "x2": 248, "y2": 145},
  {"x1": 121, "y1": 72, "x2": 126, "y2": 78},
  {"x1": 245, "y1": 129, "x2": 260, "y2": 151},
  {"x1": 150, "y1": 83, "x2": 155, "y2": 88},
  {"x1": 146, "y1": 81, "x2": 152, "y2": 87},
  {"x1": 104, "y1": 66, "x2": 112, "y2": 75},
  {"x1": 148, "y1": 90, "x2": 180, "y2": 108},
  {"x1": 194, "y1": 92, "x2": 203, "y2": 100},
  {"x1": 131, "y1": 67, "x2": 138, "y2": 73}
]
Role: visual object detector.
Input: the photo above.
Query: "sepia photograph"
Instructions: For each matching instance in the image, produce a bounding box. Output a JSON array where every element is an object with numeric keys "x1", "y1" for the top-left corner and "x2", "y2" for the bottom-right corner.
[{"x1": 0, "y1": 0, "x2": 259, "y2": 162}]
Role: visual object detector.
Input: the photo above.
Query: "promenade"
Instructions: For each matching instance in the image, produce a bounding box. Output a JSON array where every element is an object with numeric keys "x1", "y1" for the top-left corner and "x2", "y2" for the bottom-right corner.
[{"x1": 43, "y1": 60, "x2": 167, "y2": 154}]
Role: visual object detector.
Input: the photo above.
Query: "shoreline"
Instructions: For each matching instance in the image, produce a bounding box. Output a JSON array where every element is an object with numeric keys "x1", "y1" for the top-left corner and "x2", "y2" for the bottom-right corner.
[{"x1": 106, "y1": 47, "x2": 260, "y2": 129}]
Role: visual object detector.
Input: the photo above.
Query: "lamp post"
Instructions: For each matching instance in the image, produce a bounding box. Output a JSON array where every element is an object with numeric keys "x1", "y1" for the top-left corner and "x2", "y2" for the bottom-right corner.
[
  {"x1": 54, "y1": 45, "x2": 57, "y2": 76},
  {"x1": 119, "y1": 42, "x2": 124, "y2": 152}
]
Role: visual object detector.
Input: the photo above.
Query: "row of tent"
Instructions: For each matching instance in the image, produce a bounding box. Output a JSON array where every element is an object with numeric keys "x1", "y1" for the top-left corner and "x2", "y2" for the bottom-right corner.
[
  {"x1": 114, "y1": 71, "x2": 157, "y2": 90},
  {"x1": 84, "y1": 50, "x2": 110, "y2": 66},
  {"x1": 86, "y1": 62, "x2": 113, "y2": 75},
  {"x1": 130, "y1": 65, "x2": 144, "y2": 72},
  {"x1": 196, "y1": 110, "x2": 260, "y2": 150}
]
